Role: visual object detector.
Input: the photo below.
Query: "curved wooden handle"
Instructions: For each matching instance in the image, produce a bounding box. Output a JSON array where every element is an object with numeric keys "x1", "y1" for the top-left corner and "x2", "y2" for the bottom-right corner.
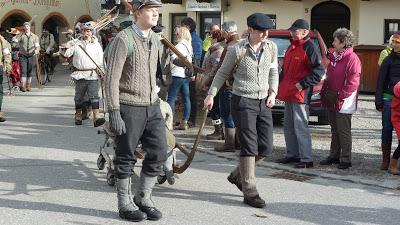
[
  {"x1": 159, "y1": 34, "x2": 205, "y2": 73},
  {"x1": 173, "y1": 109, "x2": 208, "y2": 174}
]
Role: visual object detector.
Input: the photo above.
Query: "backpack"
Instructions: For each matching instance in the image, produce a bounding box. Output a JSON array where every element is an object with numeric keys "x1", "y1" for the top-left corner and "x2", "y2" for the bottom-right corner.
[
  {"x1": 123, "y1": 27, "x2": 135, "y2": 57},
  {"x1": 105, "y1": 26, "x2": 166, "y2": 88},
  {"x1": 106, "y1": 26, "x2": 161, "y2": 60}
]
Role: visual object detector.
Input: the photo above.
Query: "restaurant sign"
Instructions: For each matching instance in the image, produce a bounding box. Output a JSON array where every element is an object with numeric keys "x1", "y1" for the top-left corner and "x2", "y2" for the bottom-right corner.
[
  {"x1": 0, "y1": 0, "x2": 62, "y2": 9},
  {"x1": 186, "y1": 0, "x2": 221, "y2": 12}
]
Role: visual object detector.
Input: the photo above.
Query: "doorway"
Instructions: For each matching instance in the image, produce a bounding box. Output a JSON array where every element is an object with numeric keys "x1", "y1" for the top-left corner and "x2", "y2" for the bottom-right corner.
[
  {"x1": 311, "y1": 1, "x2": 350, "y2": 48},
  {"x1": 0, "y1": 10, "x2": 32, "y2": 40},
  {"x1": 42, "y1": 13, "x2": 69, "y2": 48}
]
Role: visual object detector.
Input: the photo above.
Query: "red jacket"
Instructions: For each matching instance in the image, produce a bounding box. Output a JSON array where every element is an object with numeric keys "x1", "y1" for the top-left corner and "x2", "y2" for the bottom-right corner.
[{"x1": 277, "y1": 37, "x2": 325, "y2": 103}]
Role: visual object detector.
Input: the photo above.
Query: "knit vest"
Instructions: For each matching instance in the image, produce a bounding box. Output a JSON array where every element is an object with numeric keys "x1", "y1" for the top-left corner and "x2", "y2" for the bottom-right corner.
[
  {"x1": 232, "y1": 39, "x2": 276, "y2": 99},
  {"x1": 106, "y1": 29, "x2": 161, "y2": 110}
]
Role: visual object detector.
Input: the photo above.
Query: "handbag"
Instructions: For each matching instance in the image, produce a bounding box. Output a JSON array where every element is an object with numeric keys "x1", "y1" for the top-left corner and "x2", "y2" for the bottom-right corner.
[
  {"x1": 184, "y1": 66, "x2": 194, "y2": 77},
  {"x1": 322, "y1": 89, "x2": 339, "y2": 107},
  {"x1": 181, "y1": 43, "x2": 194, "y2": 78}
]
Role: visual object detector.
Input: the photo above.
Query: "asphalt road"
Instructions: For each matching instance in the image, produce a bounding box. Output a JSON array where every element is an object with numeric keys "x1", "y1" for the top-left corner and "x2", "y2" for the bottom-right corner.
[{"x1": 1, "y1": 68, "x2": 400, "y2": 225}]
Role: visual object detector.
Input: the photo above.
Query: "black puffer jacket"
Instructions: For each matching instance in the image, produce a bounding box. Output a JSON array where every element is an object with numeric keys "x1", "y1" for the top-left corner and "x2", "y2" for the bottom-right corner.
[{"x1": 375, "y1": 52, "x2": 400, "y2": 110}]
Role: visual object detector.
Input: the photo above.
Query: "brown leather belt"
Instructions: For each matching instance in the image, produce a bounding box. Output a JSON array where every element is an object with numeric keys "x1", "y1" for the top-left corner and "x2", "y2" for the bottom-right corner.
[{"x1": 73, "y1": 67, "x2": 96, "y2": 72}]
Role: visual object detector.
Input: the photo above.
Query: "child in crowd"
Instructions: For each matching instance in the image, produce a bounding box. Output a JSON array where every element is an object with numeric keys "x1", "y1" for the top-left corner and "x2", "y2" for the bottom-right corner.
[{"x1": 390, "y1": 82, "x2": 400, "y2": 175}]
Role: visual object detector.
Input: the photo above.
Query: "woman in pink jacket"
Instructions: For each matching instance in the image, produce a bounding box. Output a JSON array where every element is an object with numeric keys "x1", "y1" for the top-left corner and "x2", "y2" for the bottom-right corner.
[{"x1": 320, "y1": 28, "x2": 361, "y2": 169}]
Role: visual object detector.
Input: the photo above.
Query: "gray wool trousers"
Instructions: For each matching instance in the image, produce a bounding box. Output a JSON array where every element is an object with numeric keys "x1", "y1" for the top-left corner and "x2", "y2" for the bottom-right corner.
[{"x1": 283, "y1": 102, "x2": 313, "y2": 162}]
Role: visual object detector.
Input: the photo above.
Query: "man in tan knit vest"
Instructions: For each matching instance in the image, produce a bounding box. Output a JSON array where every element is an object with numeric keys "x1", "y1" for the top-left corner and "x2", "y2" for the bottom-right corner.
[
  {"x1": 13, "y1": 22, "x2": 40, "y2": 92},
  {"x1": 204, "y1": 13, "x2": 279, "y2": 208},
  {"x1": 105, "y1": 0, "x2": 169, "y2": 222}
]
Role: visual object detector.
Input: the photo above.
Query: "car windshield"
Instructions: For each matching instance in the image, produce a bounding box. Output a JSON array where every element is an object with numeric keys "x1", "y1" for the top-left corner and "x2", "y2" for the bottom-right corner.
[{"x1": 269, "y1": 37, "x2": 323, "y2": 58}]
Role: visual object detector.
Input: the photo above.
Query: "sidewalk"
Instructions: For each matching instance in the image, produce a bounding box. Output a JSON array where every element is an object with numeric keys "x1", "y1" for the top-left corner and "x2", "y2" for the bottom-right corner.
[
  {"x1": 2, "y1": 65, "x2": 400, "y2": 225},
  {"x1": 172, "y1": 98, "x2": 400, "y2": 190},
  {"x1": 2, "y1": 66, "x2": 398, "y2": 191}
]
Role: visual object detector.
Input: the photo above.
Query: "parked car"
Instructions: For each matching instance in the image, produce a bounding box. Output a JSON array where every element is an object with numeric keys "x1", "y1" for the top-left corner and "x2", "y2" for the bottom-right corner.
[{"x1": 269, "y1": 29, "x2": 330, "y2": 124}]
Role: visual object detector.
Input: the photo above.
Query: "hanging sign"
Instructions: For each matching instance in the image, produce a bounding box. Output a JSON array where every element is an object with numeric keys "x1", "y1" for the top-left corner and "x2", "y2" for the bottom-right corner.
[{"x1": 186, "y1": 0, "x2": 221, "y2": 12}]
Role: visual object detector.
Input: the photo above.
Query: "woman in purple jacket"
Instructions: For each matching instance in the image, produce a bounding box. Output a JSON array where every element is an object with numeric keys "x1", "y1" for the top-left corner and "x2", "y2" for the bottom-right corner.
[{"x1": 320, "y1": 28, "x2": 361, "y2": 169}]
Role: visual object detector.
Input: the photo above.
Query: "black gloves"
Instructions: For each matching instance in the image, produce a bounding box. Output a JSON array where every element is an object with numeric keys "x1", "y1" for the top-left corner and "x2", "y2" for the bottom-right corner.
[{"x1": 109, "y1": 111, "x2": 126, "y2": 135}]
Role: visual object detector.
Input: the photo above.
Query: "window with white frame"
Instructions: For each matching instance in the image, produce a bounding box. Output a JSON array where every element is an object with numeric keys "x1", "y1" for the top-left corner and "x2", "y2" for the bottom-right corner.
[{"x1": 384, "y1": 19, "x2": 400, "y2": 43}]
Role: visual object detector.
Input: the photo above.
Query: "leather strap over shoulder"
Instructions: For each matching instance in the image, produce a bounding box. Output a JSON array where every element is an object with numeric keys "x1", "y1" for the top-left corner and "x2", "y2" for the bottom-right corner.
[
  {"x1": 122, "y1": 27, "x2": 135, "y2": 56},
  {"x1": 264, "y1": 39, "x2": 276, "y2": 62}
]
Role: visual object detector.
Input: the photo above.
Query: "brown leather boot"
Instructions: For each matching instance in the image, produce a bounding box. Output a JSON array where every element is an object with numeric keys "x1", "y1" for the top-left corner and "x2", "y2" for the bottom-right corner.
[
  {"x1": 207, "y1": 122, "x2": 224, "y2": 140},
  {"x1": 175, "y1": 120, "x2": 188, "y2": 130},
  {"x1": 228, "y1": 156, "x2": 264, "y2": 192},
  {"x1": 75, "y1": 109, "x2": 83, "y2": 125},
  {"x1": 0, "y1": 112, "x2": 6, "y2": 122},
  {"x1": 81, "y1": 101, "x2": 92, "y2": 120},
  {"x1": 215, "y1": 128, "x2": 236, "y2": 152},
  {"x1": 240, "y1": 156, "x2": 266, "y2": 208},
  {"x1": 26, "y1": 82, "x2": 32, "y2": 91},
  {"x1": 93, "y1": 109, "x2": 106, "y2": 127},
  {"x1": 20, "y1": 82, "x2": 26, "y2": 92},
  {"x1": 388, "y1": 159, "x2": 399, "y2": 175},
  {"x1": 227, "y1": 167, "x2": 242, "y2": 191},
  {"x1": 380, "y1": 143, "x2": 391, "y2": 170}
]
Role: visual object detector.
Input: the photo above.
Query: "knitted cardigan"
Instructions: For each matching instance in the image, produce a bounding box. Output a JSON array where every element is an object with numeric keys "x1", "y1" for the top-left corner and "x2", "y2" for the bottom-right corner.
[
  {"x1": 105, "y1": 29, "x2": 162, "y2": 111},
  {"x1": 208, "y1": 39, "x2": 279, "y2": 100}
]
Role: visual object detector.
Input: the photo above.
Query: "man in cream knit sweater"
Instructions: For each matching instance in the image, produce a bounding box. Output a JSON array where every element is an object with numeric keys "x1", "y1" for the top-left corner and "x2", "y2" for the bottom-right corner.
[{"x1": 204, "y1": 13, "x2": 279, "y2": 208}]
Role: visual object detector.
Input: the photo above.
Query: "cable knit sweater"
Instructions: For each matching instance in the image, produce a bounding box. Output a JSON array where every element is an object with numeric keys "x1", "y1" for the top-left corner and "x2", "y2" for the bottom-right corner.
[
  {"x1": 105, "y1": 28, "x2": 164, "y2": 111},
  {"x1": 208, "y1": 39, "x2": 279, "y2": 99}
]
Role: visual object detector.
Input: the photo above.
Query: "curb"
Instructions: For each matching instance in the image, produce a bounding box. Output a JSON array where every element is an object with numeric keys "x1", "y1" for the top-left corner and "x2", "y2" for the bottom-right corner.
[{"x1": 178, "y1": 140, "x2": 400, "y2": 190}]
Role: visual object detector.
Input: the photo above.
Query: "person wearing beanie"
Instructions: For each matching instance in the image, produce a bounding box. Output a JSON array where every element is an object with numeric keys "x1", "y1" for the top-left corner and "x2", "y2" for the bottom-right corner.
[
  {"x1": 61, "y1": 21, "x2": 106, "y2": 128},
  {"x1": 378, "y1": 32, "x2": 400, "y2": 66},
  {"x1": 204, "y1": 13, "x2": 279, "y2": 208},
  {"x1": 276, "y1": 19, "x2": 325, "y2": 169},
  {"x1": 375, "y1": 33, "x2": 400, "y2": 171},
  {"x1": 105, "y1": 0, "x2": 169, "y2": 221},
  {"x1": 12, "y1": 22, "x2": 40, "y2": 92}
]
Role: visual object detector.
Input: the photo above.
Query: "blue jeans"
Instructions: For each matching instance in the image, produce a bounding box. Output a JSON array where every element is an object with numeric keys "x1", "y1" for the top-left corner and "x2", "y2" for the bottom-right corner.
[
  {"x1": 382, "y1": 99, "x2": 393, "y2": 145},
  {"x1": 219, "y1": 89, "x2": 235, "y2": 128},
  {"x1": 167, "y1": 76, "x2": 191, "y2": 121},
  {"x1": 188, "y1": 58, "x2": 201, "y2": 124}
]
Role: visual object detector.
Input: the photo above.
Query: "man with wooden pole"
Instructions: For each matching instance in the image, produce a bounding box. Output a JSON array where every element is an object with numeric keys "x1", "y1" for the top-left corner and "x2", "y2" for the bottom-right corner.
[
  {"x1": 61, "y1": 22, "x2": 106, "y2": 127},
  {"x1": 105, "y1": 0, "x2": 170, "y2": 222}
]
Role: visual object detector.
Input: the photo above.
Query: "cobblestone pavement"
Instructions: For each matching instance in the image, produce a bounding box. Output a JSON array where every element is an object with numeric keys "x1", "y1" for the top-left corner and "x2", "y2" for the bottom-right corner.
[{"x1": 172, "y1": 94, "x2": 400, "y2": 189}]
